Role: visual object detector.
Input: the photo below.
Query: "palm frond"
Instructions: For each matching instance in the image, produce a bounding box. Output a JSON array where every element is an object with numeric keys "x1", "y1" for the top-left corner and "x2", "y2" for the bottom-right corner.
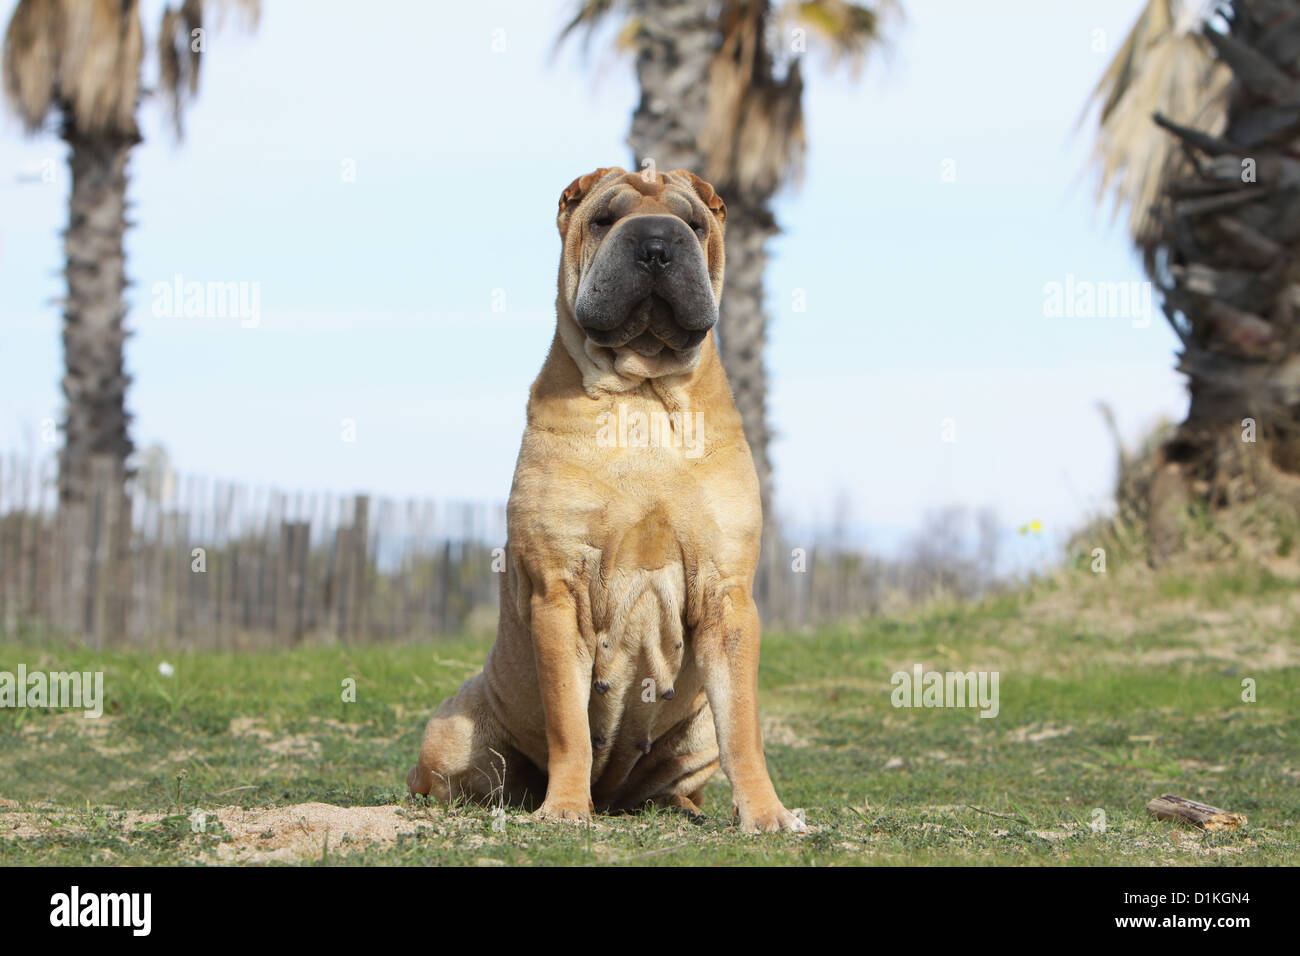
[
  {"x1": 555, "y1": 0, "x2": 621, "y2": 57},
  {"x1": 1083, "y1": 0, "x2": 1229, "y2": 245},
  {"x1": 700, "y1": 1, "x2": 805, "y2": 198},
  {"x1": 781, "y1": 0, "x2": 899, "y2": 76},
  {"x1": 2, "y1": 0, "x2": 59, "y2": 130},
  {"x1": 704, "y1": 1, "x2": 895, "y2": 196},
  {"x1": 3, "y1": 0, "x2": 143, "y2": 136},
  {"x1": 157, "y1": 0, "x2": 259, "y2": 139}
]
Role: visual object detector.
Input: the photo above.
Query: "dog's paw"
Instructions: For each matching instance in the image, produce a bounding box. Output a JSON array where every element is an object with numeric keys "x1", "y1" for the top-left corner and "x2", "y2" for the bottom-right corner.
[
  {"x1": 406, "y1": 764, "x2": 430, "y2": 797},
  {"x1": 735, "y1": 801, "x2": 807, "y2": 835},
  {"x1": 531, "y1": 796, "x2": 593, "y2": 824}
]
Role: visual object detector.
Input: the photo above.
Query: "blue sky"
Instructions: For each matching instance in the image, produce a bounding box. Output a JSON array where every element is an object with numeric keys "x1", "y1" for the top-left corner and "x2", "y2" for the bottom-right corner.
[{"x1": 0, "y1": 0, "x2": 1182, "y2": 567}]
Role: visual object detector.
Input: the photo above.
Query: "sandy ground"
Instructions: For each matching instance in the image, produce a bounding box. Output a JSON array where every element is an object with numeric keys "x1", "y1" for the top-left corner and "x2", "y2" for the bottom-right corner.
[{"x1": 0, "y1": 801, "x2": 434, "y2": 863}]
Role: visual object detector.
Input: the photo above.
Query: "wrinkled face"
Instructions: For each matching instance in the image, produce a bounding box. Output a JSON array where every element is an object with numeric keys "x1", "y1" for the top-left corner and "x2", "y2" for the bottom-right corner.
[{"x1": 557, "y1": 167, "x2": 726, "y2": 380}]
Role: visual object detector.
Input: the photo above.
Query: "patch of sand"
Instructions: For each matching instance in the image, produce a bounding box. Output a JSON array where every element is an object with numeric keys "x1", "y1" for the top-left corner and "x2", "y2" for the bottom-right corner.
[
  {"x1": 209, "y1": 803, "x2": 425, "y2": 862},
  {"x1": 228, "y1": 717, "x2": 321, "y2": 759},
  {"x1": 760, "y1": 714, "x2": 812, "y2": 749},
  {"x1": 0, "y1": 802, "x2": 432, "y2": 863}
]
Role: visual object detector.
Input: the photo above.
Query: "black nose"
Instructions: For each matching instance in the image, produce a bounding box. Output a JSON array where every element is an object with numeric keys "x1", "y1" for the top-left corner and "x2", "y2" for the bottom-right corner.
[{"x1": 639, "y1": 237, "x2": 671, "y2": 272}]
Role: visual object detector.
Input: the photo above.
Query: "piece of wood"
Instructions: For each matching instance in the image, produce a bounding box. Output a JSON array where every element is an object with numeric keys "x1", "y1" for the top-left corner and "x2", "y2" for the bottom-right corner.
[{"x1": 1147, "y1": 794, "x2": 1247, "y2": 831}]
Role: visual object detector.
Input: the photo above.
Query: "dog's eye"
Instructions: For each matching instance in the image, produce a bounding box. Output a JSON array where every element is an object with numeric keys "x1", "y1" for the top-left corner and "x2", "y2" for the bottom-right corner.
[
  {"x1": 690, "y1": 220, "x2": 706, "y2": 236},
  {"x1": 592, "y1": 214, "x2": 615, "y2": 229}
]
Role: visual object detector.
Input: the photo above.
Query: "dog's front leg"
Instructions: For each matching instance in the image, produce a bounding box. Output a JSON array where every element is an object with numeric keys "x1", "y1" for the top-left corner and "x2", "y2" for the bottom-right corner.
[
  {"x1": 697, "y1": 586, "x2": 806, "y2": 834},
  {"x1": 529, "y1": 588, "x2": 595, "y2": 822}
]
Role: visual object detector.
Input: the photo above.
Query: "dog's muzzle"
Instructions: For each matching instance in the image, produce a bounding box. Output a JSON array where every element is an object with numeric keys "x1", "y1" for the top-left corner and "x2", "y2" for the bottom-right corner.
[{"x1": 574, "y1": 215, "x2": 718, "y2": 357}]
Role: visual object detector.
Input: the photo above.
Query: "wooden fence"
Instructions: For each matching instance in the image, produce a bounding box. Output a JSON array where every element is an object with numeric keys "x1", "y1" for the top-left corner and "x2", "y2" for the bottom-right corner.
[{"x1": 0, "y1": 454, "x2": 915, "y2": 648}]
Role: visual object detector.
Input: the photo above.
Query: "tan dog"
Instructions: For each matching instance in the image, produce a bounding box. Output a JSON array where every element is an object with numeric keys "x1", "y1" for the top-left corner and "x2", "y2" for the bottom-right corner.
[{"x1": 407, "y1": 167, "x2": 804, "y2": 833}]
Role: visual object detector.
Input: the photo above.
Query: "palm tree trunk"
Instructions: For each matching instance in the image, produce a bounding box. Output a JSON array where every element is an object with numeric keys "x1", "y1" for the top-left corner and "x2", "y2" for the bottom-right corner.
[
  {"x1": 713, "y1": 198, "x2": 777, "y2": 528},
  {"x1": 712, "y1": 196, "x2": 783, "y2": 612},
  {"x1": 626, "y1": 0, "x2": 715, "y2": 175},
  {"x1": 1144, "y1": 0, "x2": 1300, "y2": 559},
  {"x1": 58, "y1": 119, "x2": 136, "y2": 507}
]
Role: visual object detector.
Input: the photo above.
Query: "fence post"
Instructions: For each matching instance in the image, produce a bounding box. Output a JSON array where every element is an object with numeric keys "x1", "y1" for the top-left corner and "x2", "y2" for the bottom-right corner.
[{"x1": 344, "y1": 495, "x2": 369, "y2": 642}]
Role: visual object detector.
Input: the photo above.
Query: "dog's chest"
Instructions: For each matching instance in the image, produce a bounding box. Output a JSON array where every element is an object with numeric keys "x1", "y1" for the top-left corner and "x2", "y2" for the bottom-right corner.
[
  {"x1": 578, "y1": 507, "x2": 704, "y2": 781},
  {"x1": 583, "y1": 505, "x2": 690, "y2": 684}
]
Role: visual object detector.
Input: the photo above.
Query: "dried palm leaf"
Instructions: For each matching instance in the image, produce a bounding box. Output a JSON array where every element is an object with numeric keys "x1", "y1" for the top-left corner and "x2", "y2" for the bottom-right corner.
[
  {"x1": 157, "y1": 0, "x2": 259, "y2": 138},
  {"x1": 780, "y1": 0, "x2": 899, "y2": 77},
  {"x1": 701, "y1": 1, "x2": 806, "y2": 198},
  {"x1": 704, "y1": 1, "x2": 892, "y2": 196},
  {"x1": 3, "y1": 0, "x2": 143, "y2": 136},
  {"x1": 556, "y1": 0, "x2": 619, "y2": 54},
  {"x1": 1083, "y1": 0, "x2": 1230, "y2": 246}
]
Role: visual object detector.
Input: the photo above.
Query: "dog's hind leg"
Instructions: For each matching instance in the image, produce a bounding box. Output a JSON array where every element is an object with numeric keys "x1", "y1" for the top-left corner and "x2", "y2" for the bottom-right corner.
[{"x1": 407, "y1": 674, "x2": 545, "y2": 809}]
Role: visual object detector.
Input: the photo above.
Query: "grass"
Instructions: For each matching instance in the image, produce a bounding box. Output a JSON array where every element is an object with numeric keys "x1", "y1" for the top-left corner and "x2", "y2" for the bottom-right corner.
[{"x1": 1, "y1": 557, "x2": 1297, "y2": 866}]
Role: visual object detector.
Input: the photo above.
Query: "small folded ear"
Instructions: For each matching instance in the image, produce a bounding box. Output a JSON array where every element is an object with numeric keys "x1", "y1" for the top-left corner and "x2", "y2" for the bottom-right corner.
[
  {"x1": 673, "y1": 170, "x2": 726, "y2": 227},
  {"x1": 557, "y1": 166, "x2": 625, "y2": 234}
]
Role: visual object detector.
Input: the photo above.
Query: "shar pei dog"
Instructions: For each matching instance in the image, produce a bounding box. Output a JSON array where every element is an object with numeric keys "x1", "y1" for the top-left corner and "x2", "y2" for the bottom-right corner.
[{"x1": 407, "y1": 167, "x2": 804, "y2": 833}]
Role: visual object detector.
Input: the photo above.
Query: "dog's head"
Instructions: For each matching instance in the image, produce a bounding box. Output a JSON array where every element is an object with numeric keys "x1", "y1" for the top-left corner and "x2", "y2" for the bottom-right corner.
[{"x1": 556, "y1": 167, "x2": 726, "y2": 382}]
